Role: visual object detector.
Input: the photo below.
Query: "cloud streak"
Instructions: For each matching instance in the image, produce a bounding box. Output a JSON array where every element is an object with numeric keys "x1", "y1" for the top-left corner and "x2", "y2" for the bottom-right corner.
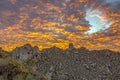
[{"x1": 0, "y1": 0, "x2": 120, "y2": 51}]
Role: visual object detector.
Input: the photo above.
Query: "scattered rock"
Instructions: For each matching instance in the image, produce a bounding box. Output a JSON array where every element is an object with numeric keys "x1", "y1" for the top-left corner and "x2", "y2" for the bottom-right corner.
[{"x1": 1, "y1": 44, "x2": 120, "y2": 80}]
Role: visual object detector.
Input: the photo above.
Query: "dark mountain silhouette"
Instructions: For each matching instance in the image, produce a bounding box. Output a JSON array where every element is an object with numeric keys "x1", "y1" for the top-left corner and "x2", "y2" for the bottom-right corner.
[{"x1": 0, "y1": 43, "x2": 120, "y2": 80}]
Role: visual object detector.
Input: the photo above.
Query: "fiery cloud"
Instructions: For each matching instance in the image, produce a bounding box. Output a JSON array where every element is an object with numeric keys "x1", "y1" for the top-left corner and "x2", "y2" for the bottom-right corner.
[{"x1": 0, "y1": 0, "x2": 120, "y2": 51}]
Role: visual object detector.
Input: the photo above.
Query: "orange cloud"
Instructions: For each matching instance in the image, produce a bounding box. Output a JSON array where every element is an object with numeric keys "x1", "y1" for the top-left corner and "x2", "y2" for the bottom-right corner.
[{"x1": 0, "y1": 0, "x2": 120, "y2": 52}]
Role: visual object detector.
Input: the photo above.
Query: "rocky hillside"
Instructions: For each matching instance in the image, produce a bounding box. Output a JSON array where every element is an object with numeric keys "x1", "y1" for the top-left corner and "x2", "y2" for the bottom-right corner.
[{"x1": 0, "y1": 43, "x2": 120, "y2": 80}]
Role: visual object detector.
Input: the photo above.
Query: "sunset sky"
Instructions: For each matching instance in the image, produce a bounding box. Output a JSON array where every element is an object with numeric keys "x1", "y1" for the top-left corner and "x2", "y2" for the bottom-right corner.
[{"x1": 0, "y1": 0, "x2": 120, "y2": 51}]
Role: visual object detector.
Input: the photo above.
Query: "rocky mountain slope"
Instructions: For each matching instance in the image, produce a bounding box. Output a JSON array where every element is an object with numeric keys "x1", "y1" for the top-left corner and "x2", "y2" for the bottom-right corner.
[{"x1": 0, "y1": 43, "x2": 120, "y2": 80}]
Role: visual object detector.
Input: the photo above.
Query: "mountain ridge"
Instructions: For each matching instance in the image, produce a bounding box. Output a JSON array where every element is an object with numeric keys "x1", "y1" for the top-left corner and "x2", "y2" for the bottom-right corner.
[
  {"x1": 0, "y1": 43, "x2": 120, "y2": 80},
  {"x1": 0, "y1": 43, "x2": 119, "y2": 54}
]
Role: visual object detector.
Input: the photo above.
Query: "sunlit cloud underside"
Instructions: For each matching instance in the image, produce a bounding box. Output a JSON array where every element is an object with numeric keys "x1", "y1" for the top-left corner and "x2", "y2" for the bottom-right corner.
[{"x1": 0, "y1": 0, "x2": 120, "y2": 51}]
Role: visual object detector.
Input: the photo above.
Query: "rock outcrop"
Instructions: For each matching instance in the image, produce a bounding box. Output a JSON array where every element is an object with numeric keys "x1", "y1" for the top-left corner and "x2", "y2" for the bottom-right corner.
[
  {"x1": 1, "y1": 44, "x2": 120, "y2": 80},
  {"x1": 10, "y1": 44, "x2": 41, "y2": 62}
]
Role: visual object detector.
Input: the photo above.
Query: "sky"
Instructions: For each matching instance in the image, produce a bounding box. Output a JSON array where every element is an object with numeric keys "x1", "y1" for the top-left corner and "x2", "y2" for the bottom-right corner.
[
  {"x1": 0, "y1": 0, "x2": 120, "y2": 51},
  {"x1": 85, "y1": 8, "x2": 112, "y2": 34}
]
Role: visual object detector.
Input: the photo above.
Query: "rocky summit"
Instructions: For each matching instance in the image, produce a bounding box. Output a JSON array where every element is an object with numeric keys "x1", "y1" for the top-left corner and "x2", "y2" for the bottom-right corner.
[{"x1": 0, "y1": 43, "x2": 120, "y2": 80}]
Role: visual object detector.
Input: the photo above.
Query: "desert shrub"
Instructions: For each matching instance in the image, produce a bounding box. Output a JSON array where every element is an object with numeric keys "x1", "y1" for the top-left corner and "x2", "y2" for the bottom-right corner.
[
  {"x1": 13, "y1": 74, "x2": 25, "y2": 80},
  {"x1": 26, "y1": 74, "x2": 34, "y2": 80}
]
